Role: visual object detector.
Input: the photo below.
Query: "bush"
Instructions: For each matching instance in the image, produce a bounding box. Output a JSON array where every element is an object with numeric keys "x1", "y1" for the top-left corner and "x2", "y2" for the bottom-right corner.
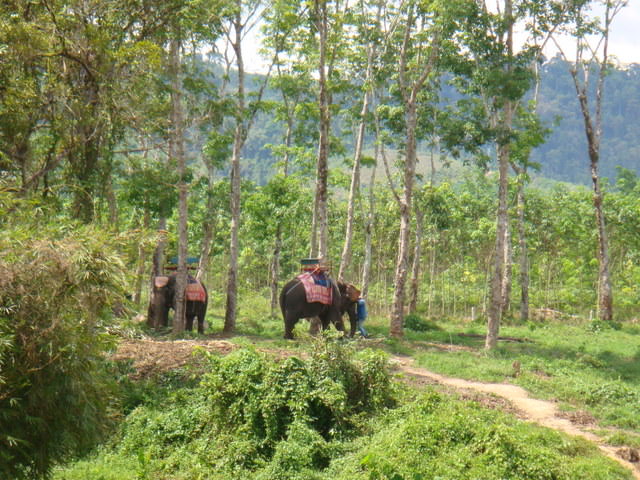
[
  {"x1": 404, "y1": 313, "x2": 439, "y2": 332},
  {"x1": 110, "y1": 342, "x2": 396, "y2": 478},
  {"x1": 0, "y1": 223, "x2": 127, "y2": 479},
  {"x1": 328, "y1": 392, "x2": 632, "y2": 479}
]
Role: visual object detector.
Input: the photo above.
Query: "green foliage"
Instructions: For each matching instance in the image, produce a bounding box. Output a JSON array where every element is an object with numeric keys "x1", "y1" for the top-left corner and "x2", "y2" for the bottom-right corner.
[
  {"x1": 69, "y1": 342, "x2": 395, "y2": 479},
  {"x1": 0, "y1": 222, "x2": 128, "y2": 479},
  {"x1": 199, "y1": 342, "x2": 395, "y2": 451},
  {"x1": 328, "y1": 392, "x2": 631, "y2": 480},
  {"x1": 413, "y1": 321, "x2": 640, "y2": 432},
  {"x1": 404, "y1": 313, "x2": 440, "y2": 332}
]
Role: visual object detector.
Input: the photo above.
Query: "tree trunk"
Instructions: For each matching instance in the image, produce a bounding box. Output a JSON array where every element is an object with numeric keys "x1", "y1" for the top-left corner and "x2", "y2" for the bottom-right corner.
[
  {"x1": 338, "y1": 41, "x2": 373, "y2": 282},
  {"x1": 501, "y1": 223, "x2": 512, "y2": 318},
  {"x1": 149, "y1": 217, "x2": 167, "y2": 329},
  {"x1": 170, "y1": 37, "x2": 188, "y2": 334},
  {"x1": 516, "y1": 175, "x2": 529, "y2": 321},
  {"x1": 224, "y1": 12, "x2": 247, "y2": 335},
  {"x1": 224, "y1": 130, "x2": 242, "y2": 334},
  {"x1": 427, "y1": 234, "x2": 436, "y2": 317},
  {"x1": 486, "y1": 135, "x2": 511, "y2": 349},
  {"x1": 270, "y1": 120, "x2": 293, "y2": 316},
  {"x1": 105, "y1": 176, "x2": 119, "y2": 229},
  {"x1": 270, "y1": 224, "x2": 283, "y2": 317},
  {"x1": 591, "y1": 153, "x2": 613, "y2": 321},
  {"x1": 338, "y1": 90, "x2": 368, "y2": 282},
  {"x1": 409, "y1": 206, "x2": 424, "y2": 314},
  {"x1": 314, "y1": 0, "x2": 330, "y2": 261},
  {"x1": 197, "y1": 171, "x2": 217, "y2": 282},
  {"x1": 486, "y1": 0, "x2": 513, "y2": 350},
  {"x1": 390, "y1": 100, "x2": 418, "y2": 338},
  {"x1": 361, "y1": 142, "x2": 378, "y2": 299},
  {"x1": 573, "y1": 69, "x2": 614, "y2": 323},
  {"x1": 134, "y1": 208, "x2": 151, "y2": 306}
]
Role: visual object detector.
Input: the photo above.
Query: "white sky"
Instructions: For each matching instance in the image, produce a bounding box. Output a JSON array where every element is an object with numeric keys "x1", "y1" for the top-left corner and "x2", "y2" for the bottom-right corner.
[
  {"x1": 605, "y1": 0, "x2": 640, "y2": 63},
  {"x1": 239, "y1": 0, "x2": 640, "y2": 73},
  {"x1": 539, "y1": 0, "x2": 640, "y2": 65}
]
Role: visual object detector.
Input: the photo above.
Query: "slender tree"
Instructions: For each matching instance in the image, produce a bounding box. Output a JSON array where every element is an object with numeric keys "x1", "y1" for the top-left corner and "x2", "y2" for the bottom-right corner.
[
  {"x1": 219, "y1": 0, "x2": 273, "y2": 334},
  {"x1": 551, "y1": 0, "x2": 628, "y2": 322},
  {"x1": 337, "y1": 0, "x2": 383, "y2": 282},
  {"x1": 448, "y1": 0, "x2": 572, "y2": 348},
  {"x1": 169, "y1": 36, "x2": 188, "y2": 333},
  {"x1": 386, "y1": 0, "x2": 445, "y2": 338}
]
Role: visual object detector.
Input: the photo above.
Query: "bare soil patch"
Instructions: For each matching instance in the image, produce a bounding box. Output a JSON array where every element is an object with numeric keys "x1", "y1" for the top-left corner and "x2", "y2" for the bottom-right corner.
[{"x1": 112, "y1": 338, "x2": 238, "y2": 379}]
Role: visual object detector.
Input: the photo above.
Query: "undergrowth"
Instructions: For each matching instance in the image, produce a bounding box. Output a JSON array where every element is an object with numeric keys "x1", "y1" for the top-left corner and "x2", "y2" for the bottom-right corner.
[{"x1": 54, "y1": 339, "x2": 632, "y2": 480}]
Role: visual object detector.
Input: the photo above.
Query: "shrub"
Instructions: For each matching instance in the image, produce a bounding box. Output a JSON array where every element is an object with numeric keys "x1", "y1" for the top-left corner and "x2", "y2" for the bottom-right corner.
[
  {"x1": 329, "y1": 392, "x2": 632, "y2": 479},
  {"x1": 404, "y1": 313, "x2": 439, "y2": 332},
  {"x1": 0, "y1": 223, "x2": 127, "y2": 479},
  {"x1": 112, "y1": 342, "x2": 396, "y2": 478}
]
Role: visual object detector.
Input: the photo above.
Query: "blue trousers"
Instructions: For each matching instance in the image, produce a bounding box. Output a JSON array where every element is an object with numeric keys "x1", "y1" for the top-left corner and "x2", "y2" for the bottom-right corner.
[{"x1": 357, "y1": 299, "x2": 368, "y2": 337}]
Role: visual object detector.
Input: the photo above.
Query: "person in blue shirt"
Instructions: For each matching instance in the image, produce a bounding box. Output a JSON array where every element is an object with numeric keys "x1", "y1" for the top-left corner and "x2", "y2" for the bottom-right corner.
[{"x1": 356, "y1": 297, "x2": 369, "y2": 338}]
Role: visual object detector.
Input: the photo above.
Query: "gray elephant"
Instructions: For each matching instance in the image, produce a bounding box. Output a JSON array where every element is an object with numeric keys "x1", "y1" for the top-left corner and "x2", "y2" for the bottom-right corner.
[
  {"x1": 280, "y1": 276, "x2": 360, "y2": 339},
  {"x1": 147, "y1": 273, "x2": 208, "y2": 334}
]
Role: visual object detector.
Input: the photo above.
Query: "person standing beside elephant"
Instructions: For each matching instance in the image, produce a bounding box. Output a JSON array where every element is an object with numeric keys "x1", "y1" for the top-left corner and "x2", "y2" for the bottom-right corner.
[{"x1": 356, "y1": 296, "x2": 369, "y2": 338}]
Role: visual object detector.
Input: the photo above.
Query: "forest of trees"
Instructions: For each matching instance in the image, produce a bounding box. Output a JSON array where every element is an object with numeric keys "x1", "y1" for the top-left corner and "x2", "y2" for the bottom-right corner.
[
  {"x1": 2, "y1": 1, "x2": 638, "y2": 339},
  {"x1": 236, "y1": 56, "x2": 640, "y2": 186}
]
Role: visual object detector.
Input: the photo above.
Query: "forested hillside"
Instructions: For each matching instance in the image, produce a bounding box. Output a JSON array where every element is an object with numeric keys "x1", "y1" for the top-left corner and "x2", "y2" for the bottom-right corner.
[
  {"x1": 533, "y1": 57, "x2": 640, "y2": 183},
  {"x1": 195, "y1": 56, "x2": 640, "y2": 186}
]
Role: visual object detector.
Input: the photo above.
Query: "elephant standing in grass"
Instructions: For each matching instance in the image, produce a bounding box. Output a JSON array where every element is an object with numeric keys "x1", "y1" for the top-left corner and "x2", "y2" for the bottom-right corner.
[
  {"x1": 148, "y1": 273, "x2": 208, "y2": 334},
  {"x1": 280, "y1": 277, "x2": 360, "y2": 339}
]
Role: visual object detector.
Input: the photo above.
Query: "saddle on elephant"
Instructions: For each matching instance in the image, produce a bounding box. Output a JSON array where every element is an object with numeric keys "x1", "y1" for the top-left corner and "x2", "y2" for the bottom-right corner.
[
  {"x1": 296, "y1": 259, "x2": 333, "y2": 305},
  {"x1": 185, "y1": 279, "x2": 207, "y2": 302}
]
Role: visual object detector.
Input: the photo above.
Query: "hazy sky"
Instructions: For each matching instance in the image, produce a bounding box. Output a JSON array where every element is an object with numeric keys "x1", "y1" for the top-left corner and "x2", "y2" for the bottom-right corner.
[
  {"x1": 238, "y1": 1, "x2": 640, "y2": 73},
  {"x1": 548, "y1": 0, "x2": 640, "y2": 65}
]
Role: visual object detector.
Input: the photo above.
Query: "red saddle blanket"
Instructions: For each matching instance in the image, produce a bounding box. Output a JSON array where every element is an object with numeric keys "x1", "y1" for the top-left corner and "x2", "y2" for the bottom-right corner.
[
  {"x1": 185, "y1": 282, "x2": 206, "y2": 302},
  {"x1": 297, "y1": 272, "x2": 332, "y2": 305}
]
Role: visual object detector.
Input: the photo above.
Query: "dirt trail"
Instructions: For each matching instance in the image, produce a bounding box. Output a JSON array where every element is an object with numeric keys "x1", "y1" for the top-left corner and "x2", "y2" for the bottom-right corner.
[
  {"x1": 392, "y1": 356, "x2": 640, "y2": 479},
  {"x1": 113, "y1": 338, "x2": 640, "y2": 479}
]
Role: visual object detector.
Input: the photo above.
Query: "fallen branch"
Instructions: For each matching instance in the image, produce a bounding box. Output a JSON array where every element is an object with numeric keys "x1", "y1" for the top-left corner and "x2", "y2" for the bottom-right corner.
[{"x1": 457, "y1": 333, "x2": 532, "y2": 343}]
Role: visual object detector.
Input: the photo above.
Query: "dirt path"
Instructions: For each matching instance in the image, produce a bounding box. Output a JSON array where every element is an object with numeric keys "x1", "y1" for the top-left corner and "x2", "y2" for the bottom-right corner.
[
  {"x1": 392, "y1": 356, "x2": 640, "y2": 479},
  {"x1": 113, "y1": 338, "x2": 639, "y2": 479}
]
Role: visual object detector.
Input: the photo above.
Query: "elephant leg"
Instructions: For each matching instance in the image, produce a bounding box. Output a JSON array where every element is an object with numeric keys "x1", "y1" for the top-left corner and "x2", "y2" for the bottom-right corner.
[
  {"x1": 320, "y1": 315, "x2": 331, "y2": 331},
  {"x1": 185, "y1": 314, "x2": 194, "y2": 332},
  {"x1": 348, "y1": 311, "x2": 357, "y2": 337},
  {"x1": 196, "y1": 308, "x2": 205, "y2": 334},
  {"x1": 309, "y1": 316, "x2": 323, "y2": 335},
  {"x1": 283, "y1": 311, "x2": 297, "y2": 339}
]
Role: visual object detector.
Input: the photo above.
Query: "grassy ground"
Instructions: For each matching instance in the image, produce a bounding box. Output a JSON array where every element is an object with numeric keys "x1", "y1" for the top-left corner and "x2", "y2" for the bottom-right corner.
[
  {"x1": 210, "y1": 295, "x2": 640, "y2": 443},
  {"x1": 54, "y1": 296, "x2": 639, "y2": 479}
]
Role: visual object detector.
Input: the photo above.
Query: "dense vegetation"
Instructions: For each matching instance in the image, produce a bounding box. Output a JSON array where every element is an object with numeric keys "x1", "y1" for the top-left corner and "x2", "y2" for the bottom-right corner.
[
  {"x1": 2, "y1": 198, "x2": 639, "y2": 478},
  {"x1": 0, "y1": 219, "x2": 127, "y2": 479},
  {"x1": 53, "y1": 339, "x2": 634, "y2": 480}
]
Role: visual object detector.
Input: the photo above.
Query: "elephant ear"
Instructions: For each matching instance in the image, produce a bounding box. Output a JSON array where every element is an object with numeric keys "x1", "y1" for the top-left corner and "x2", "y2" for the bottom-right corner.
[
  {"x1": 154, "y1": 276, "x2": 170, "y2": 288},
  {"x1": 346, "y1": 284, "x2": 360, "y2": 301}
]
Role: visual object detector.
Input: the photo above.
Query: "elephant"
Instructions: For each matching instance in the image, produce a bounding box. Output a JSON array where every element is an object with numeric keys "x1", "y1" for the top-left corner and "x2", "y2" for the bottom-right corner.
[
  {"x1": 147, "y1": 273, "x2": 208, "y2": 334},
  {"x1": 280, "y1": 275, "x2": 361, "y2": 339}
]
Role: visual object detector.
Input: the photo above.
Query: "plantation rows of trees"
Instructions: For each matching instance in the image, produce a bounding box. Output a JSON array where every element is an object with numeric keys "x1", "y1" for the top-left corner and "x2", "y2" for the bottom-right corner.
[{"x1": 1, "y1": 1, "x2": 637, "y2": 338}]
